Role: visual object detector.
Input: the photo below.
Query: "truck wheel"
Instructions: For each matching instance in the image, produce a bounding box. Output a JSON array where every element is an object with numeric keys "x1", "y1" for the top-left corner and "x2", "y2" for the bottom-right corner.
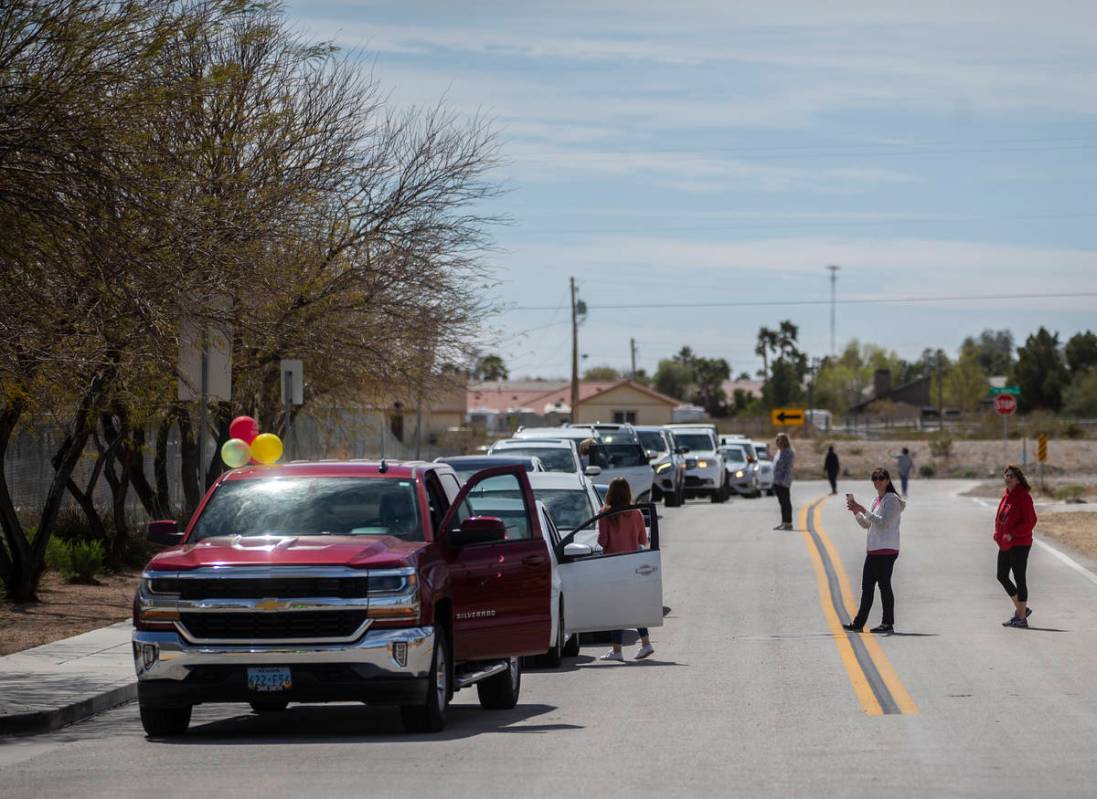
[
  {"x1": 401, "y1": 627, "x2": 449, "y2": 733},
  {"x1": 477, "y1": 657, "x2": 521, "y2": 710},
  {"x1": 664, "y1": 485, "x2": 680, "y2": 507},
  {"x1": 139, "y1": 704, "x2": 192, "y2": 737},
  {"x1": 249, "y1": 700, "x2": 289, "y2": 714},
  {"x1": 563, "y1": 633, "x2": 580, "y2": 657},
  {"x1": 543, "y1": 603, "x2": 565, "y2": 668}
]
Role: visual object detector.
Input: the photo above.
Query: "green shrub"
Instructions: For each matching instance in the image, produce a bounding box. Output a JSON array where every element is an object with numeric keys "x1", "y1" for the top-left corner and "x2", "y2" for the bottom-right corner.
[
  {"x1": 64, "y1": 540, "x2": 105, "y2": 583},
  {"x1": 1053, "y1": 484, "x2": 1086, "y2": 502},
  {"x1": 928, "y1": 436, "x2": 953, "y2": 459},
  {"x1": 919, "y1": 463, "x2": 936, "y2": 478},
  {"x1": 848, "y1": 446, "x2": 863, "y2": 456},
  {"x1": 45, "y1": 536, "x2": 70, "y2": 573},
  {"x1": 1064, "y1": 423, "x2": 1087, "y2": 440}
]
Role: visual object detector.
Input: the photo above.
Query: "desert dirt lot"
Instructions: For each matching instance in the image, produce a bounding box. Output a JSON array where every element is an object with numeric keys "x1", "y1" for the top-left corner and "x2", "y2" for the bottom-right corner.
[
  {"x1": 1035, "y1": 511, "x2": 1097, "y2": 562},
  {"x1": 0, "y1": 569, "x2": 138, "y2": 656},
  {"x1": 792, "y1": 438, "x2": 1097, "y2": 480}
]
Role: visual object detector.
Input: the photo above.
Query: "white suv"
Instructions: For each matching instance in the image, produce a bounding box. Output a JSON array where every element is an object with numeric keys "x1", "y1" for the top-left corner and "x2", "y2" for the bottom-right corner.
[{"x1": 665, "y1": 424, "x2": 728, "y2": 503}]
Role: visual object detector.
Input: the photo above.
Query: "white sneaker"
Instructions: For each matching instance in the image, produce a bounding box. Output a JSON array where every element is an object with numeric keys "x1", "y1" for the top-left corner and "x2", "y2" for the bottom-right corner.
[
  {"x1": 600, "y1": 650, "x2": 625, "y2": 662},
  {"x1": 634, "y1": 643, "x2": 655, "y2": 660}
]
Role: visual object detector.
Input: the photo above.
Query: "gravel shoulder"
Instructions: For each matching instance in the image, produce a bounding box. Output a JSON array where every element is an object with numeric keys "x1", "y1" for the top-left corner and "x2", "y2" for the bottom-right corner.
[{"x1": 1037, "y1": 511, "x2": 1097, "y2": 561}]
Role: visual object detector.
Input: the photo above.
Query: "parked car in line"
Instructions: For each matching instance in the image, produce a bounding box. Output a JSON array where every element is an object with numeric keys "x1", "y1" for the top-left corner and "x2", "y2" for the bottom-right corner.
[
  {"x1": 518, "y1": 425, "x2": 653, "y2": 503},
  {"x1": 133, "y1": 462, "x2": 552, "y2": 736},
  {"x1": 663, "y1": 424, "x2": 728, "y2": 502},
  {"x1": 435, "y1": 455, "x2": 545, "y2": 483},
  {"x1": 488, "y1": 438, "x2": 587, "y2": 475},
  {"x1": 751, "y1": 440, "x2": 775, "y2": 496},
  {"x1": 635, "y1": 425, "x2": 686, "y2": 507},
  {"x1": 719, "y1": 442, "x2": 757, "y2": 496}
]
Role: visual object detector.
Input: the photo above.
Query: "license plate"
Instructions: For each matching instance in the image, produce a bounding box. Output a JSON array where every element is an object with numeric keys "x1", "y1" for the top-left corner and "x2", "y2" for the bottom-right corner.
[{"x1": 247, "y1": 666, "x2": 292, "y2": 692}]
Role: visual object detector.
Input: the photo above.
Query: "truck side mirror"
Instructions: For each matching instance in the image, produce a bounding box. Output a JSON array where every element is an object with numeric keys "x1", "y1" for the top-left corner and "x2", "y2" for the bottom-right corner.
[
  {"x1": 563, "y1": 542, "x2": 593, "y2": 559},
  {"x1": 584, "y1": 465, "x2": 602, "y2": 476},
  {"x1": 675, "y1": 447, "x2": 688, "y2": 455},
  {"x1": 448, "y1": 516, "x2": 508, "y2": 547},
  {"x1": 146, "y1": 520, "x2": 183, "y2": 546}
]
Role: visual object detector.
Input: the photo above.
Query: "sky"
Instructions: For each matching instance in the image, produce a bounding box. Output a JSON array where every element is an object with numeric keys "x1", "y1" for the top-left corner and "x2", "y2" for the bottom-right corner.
[{"x1": 286, "y1": 0, "x2": 1097, "y2": 380}]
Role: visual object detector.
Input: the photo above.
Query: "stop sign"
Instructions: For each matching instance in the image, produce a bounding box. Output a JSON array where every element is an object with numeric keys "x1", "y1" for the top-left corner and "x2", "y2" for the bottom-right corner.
[{"x1": 994, "y1": 394, "x2": 1017, "y2": 416}]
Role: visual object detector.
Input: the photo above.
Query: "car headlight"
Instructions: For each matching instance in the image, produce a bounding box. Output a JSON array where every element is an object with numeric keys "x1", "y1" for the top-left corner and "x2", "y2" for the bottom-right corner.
[
  {"x1": 735, "y1": 470, "x2": 744, "y2": 478},
  {"x1": 655, "y1": 462, "x2": 672, "y2": 474},
  {"x1": 696, "y1": 459, "x2": 708, "y2": 469}
]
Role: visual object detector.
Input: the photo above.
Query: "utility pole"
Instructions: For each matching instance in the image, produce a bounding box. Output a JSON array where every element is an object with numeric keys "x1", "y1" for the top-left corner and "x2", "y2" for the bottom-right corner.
[
  {"x1": 827, "y1": 265, "x2": 841, "y2": 356},
  {"x1": 570, "y1": 277, "x2": 579, "y2": 420},
  {"x1": 936, "y1": 349, "x2": 944, "y2": 432},
  {"x1": 630, "y1": 338, "x2": 637, "y2": 380}
]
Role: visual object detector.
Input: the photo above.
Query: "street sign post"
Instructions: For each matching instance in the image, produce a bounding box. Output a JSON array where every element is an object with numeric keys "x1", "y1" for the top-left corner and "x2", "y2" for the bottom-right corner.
[
  {"x1": 994, "y1": 393, "x2": 1017, "y2": 465},
  {"x1": 1038, "y1": 433, "x2": 1048, "y2": 489},
  {"x1": 771, "y1": 408, "x2": 805, "y2": 427},
  {"x1": 994, "y1": 394, "x2": 1017, "y2": 416},
  {"x1": 281, "y1": 359, "x2": 304, "y2": 459}
]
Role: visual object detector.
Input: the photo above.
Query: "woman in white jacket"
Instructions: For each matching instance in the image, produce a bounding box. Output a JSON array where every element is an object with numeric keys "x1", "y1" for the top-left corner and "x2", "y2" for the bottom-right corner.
[{"x1": 843, "y1": 468, "x2": 906, "y2": 634}]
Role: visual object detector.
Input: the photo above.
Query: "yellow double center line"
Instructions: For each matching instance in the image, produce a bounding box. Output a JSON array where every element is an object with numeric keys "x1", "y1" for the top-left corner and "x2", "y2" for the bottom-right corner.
[{"x1": 798, "y1": 496, "x2": 918, "y2": 716}]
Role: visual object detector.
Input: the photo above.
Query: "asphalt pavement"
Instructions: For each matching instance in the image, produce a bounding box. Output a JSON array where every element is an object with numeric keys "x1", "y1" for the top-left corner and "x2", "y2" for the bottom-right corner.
[{"x1": 3, "y1": 479, "x2": 1097, "y2": 798}]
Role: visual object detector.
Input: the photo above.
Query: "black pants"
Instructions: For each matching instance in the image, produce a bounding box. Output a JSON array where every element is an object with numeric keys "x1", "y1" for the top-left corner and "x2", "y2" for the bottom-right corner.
[
  {"x1": 997, "y1": 545, "x2": 1031, "y2": 602},
  {"x1": 853, "y1": 553, "x2": 898, "y2": 627},
  {"x1": 826, "y1": 473, "x2": 838, "y2": 493},
  {"x1": 774, "y1": 485, "x2": 792, "y2": 525}
]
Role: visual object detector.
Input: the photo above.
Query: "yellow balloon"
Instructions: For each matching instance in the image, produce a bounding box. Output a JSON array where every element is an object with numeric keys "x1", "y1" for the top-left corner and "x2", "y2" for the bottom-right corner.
[
  {"x1": 220, "y1": 438, "x2": 251, "y2": 468},
  {"x1": 251, "y1": 433, "x2": 284, "y2": 465}
]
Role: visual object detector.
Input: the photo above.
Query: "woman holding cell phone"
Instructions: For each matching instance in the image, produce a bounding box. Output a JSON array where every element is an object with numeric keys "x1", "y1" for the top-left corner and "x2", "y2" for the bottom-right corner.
[{"x1": 843, "y1": 468, "x2": 906, "y2": 634}]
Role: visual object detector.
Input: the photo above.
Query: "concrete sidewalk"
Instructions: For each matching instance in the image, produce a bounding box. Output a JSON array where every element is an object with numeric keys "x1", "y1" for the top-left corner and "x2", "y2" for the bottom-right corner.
[{"x1": 0, "y1": 622, "x2": 136, "y2": 736}]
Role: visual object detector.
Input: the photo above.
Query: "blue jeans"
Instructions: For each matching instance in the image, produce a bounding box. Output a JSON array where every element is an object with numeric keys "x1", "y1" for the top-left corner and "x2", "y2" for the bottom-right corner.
[
  {"x1": 610, "y1": 628, "x2": 649, "y2": 645},
  {"x1": 900, "y1": 474, "x2": 910, "y2": 495}
]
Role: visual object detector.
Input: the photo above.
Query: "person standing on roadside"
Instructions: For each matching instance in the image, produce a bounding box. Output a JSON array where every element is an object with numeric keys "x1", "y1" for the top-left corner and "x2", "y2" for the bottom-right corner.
[
  {"x1": 895, "y1": 447, "x2": 914, "y2": 497},
  {"x1": 597, "y1": 477, "x2": 655, "y2": 662},
  {"x1": 843, "y1": 468, "x2": 906, "y2": 634},
  {"x1": 996, "y1": 464, "x2": 1037, "y2": 628},
  {"x1": 772, "y1": 433, "x2": 795, "y2": 530},
  {"x1": 824, "y1": 445, "x2": 840, "y2": 495}
]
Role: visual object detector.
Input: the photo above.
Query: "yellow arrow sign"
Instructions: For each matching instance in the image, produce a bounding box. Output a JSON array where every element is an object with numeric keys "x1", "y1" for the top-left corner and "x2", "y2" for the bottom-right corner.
[{"x1": 771, "y1": 408, "x2": 805, "y2": 427}]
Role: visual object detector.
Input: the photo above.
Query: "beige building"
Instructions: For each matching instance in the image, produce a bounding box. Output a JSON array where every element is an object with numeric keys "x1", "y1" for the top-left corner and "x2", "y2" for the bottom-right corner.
[{"x1": 573, "y1": 380, "x2": 681, "y2": 426}]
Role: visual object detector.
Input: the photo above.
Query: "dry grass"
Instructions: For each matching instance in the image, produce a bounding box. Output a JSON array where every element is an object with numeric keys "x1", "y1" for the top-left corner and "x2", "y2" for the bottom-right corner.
[
  {"x1": 0, "y1": 570, "x2": 139, "y2": 655},
  {"x1": 1037, "y1": 512, "x2": 1097, "y2": 561},
  {"x1": 794, "y1": 439, "x2": 1097, "y2": 481}
]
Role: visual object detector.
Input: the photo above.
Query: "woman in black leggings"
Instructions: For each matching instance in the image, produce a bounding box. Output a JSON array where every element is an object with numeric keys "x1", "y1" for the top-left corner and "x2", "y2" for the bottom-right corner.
[{"x1": 995, "y1": 465, "x2": 1037, "y2": 628}]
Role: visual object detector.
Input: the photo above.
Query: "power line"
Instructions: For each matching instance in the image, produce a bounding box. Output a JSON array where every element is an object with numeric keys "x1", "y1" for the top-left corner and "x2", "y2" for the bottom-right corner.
[{"x1": 505, "y1": 290, "x2": 1097, "y2": 312}]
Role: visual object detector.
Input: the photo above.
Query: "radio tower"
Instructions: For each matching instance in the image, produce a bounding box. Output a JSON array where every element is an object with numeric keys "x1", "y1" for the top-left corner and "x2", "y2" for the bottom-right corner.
[{"x1": 827, "y1": 265, "x2": 841, "y2": 356}]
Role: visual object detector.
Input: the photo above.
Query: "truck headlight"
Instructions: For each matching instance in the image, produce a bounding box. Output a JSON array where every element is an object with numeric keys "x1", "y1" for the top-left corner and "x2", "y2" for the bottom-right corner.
[
  {"x1": 696, "y1": 459, "x2": 708, "y2": 469},
  {"x1": 735, "y1": 470, "x2": 745, "y2": 478},
  {"x1": 367, "y1": 569, "x2": 420, "y2": 621},
  {"x1": 655, "y1": 462, "x2": 672, "y2": 474}
]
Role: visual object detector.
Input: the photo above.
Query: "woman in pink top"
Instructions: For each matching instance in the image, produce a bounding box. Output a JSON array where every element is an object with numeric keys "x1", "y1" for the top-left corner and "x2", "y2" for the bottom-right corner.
[{"x1": 597, "y1": 478, "x2": 655, "y2": 662}]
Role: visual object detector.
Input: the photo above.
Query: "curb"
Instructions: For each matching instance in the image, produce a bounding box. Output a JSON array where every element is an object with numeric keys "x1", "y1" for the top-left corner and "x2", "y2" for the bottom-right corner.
[{"x1": 0, "y1": 681, "x2": 137, "y2": 737}]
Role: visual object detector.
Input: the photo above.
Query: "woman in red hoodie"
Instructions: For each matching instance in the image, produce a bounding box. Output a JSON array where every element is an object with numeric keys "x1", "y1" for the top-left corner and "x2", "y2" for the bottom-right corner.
[{"x1": 995, "y1": 464, "x2": 1037, "y2": 628}]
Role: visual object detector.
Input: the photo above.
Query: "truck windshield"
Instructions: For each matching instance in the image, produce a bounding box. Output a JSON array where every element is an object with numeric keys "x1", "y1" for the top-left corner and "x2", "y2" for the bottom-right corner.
[
  {"x1": 637, "y1": 431, "x2": 668, "y2": 454},
  {"x1": 190, "y1": 477, "x2": 424, "y2": 542},
  {"x1": 533, "y1": 489, "x2": 595, "y2": 530},
  {"x1": 673, "y1": 433, "x2": 715, "y2": 452},
  {"x1": 493, "y1": 447, "x2": 575, "y2": 473},
  {"x1": 596, "y1": 443, "x2": 648, "y2": 468}
]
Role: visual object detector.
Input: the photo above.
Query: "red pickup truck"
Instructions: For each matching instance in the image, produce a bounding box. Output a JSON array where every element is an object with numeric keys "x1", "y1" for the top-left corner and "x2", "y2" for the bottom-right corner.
[{"x1": 132, "y1": 461, "x2": 551, "y2": 735}]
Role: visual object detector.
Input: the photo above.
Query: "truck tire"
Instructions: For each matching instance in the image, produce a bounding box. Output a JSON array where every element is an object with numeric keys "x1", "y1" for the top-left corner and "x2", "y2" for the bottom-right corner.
[
  {"x1": 400, "y1": 627, "x2": 449, "y2": 733},
  {"x1": 477, "y1": 657, "x2": 521, "y2": 710},
  {"x1": 563, "y1": 633, "x2": 580, "y2": 658},
  {"x1": 139, "y1": 704, "x2": 191, "y2": 737},
  {"x1": 250, "y1": 700, "x2": 289, "y2": 714},
  {"x1": 542, "y1": 604, "x2": 565, "y2": 668}
]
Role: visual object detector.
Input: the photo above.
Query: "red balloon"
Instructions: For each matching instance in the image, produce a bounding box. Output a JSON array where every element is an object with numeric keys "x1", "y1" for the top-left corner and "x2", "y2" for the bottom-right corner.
[{"x1": 229, "y1": 416, "x2": 260, "y2": 444}]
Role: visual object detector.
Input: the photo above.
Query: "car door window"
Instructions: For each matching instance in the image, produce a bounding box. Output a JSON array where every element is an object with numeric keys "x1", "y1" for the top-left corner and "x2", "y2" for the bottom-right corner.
[
  {"x1": 457, "y1": 473, "x2": 532, "y2": 541},
  {"x1": 556, "y1": 504, "x2": 659, "y2": 560}
]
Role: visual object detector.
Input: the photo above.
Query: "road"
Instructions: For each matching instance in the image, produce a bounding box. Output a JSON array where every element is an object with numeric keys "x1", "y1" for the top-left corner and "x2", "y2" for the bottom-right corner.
[{"x1": 3, "y1": 480, "x2": 1097, "y2": 797}]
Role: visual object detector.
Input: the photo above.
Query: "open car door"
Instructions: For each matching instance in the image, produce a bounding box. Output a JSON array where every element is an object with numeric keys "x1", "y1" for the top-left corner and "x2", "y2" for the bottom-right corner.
[{"x1": 555, "y1": 504, "x2": 663, "y2": 634}]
